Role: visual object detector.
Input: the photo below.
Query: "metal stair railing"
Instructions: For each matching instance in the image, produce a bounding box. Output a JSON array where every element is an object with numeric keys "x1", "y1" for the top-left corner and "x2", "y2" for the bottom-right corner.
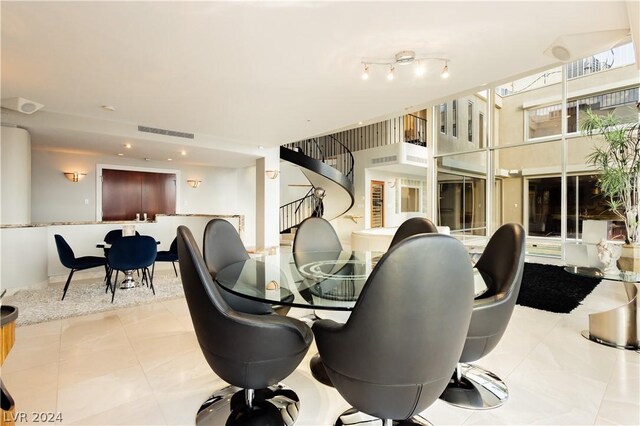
[
  {"x1": 280, "y1": 193, "x2": 315, "y2": 234},
  {"x1": 283, "y1": 134, "x2": 354, "y2": 184}
]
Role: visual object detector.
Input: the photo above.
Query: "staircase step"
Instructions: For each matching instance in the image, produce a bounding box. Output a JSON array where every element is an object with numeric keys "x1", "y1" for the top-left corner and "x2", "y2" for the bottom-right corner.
[{"x1": 280, "y1": 230, "x2": 296, "y2": 246}]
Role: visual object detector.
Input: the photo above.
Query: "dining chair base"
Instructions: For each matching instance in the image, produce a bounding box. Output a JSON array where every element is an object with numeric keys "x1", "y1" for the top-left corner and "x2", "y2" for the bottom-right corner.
[
  {"x1": 439, "y1": 363, "x2": 508, "y2": 409},
  {"x1": 334, "y1": 408, "x2": 432, "y2": 426},
  {"x1": 196, "y1": 383, "x2": 300, "y2": 426}
]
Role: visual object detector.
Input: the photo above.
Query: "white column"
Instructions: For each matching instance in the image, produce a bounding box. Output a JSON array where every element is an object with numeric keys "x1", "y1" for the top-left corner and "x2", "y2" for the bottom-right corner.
[
  {"x1": 255, "y1": 148, "x2": 280, "y2": 252},
  {"x1": 1, "y1": 126, "x2": 31, "y2": 225}
]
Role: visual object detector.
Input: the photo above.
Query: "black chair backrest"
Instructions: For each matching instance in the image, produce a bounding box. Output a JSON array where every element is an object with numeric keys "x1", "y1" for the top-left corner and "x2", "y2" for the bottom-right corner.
[
  {"x1": 104, "y1": 229, "x2": 140, "y2": 244},
  {"x1": 54, "y1": 234, "x2": 76, "y2": 268},
  {"x1": 460, "y1": 223, "x2": 525, "y2": 362},
  {"x1": 202, "y1": 219, "x2": 249, "y2": 279},
  {"x1": 178, "y1": 225, "x2": 311, "y2": 389},
  {"x1": 168, "y1": 236, "x2": 178, "y2": 254},
  {"x1": 320, "y1": 233, "x2": 474, "y2": 385},
  {"x1": 108, "y1": 235, "x2": 157, "y2": 270},
  {"x1": 389, "y1": 217, "x2": 439, "y2": 249},
  {"x1": 314, "y1": 233, "x2": 475, "y2": 419},
  {"x1": 293, "y1": 217, "x2": 342, "y2": 253}
]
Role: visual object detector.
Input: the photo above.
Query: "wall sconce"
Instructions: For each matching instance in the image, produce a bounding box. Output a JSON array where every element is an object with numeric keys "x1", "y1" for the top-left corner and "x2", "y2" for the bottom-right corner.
[
  {"x1": 265, "y1": 170, "x2": 279, "y2": 179},
  {"x1": 64, "y1": 172, "x2": 86, "y2": 182},
  {"x1": 187, "y1": 179, "x2": 201, "y2": 188},
  {"x1": 388, "y1": 180, "x2": 397, "y2": 188}
]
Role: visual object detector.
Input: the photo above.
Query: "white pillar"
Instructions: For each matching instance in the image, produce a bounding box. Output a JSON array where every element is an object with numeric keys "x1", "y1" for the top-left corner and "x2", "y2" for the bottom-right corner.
[
  {"x1": 255, "y1": 148, "x2": 280, "y2": 252},
  {"x1": 1, "y1": 126, "x2": 31, "y2": 225}
]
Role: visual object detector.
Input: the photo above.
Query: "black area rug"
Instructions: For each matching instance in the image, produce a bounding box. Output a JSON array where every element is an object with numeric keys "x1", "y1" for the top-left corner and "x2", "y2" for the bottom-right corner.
[{"x1": 516, "y1": 263, "x2": 601, "y2": 314}]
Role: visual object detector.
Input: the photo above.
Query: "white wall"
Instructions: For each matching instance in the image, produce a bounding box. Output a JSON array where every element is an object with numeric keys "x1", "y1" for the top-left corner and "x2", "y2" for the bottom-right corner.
[
  {"x1": 255, "y1": 148, "x2": 280, "y2": 251},
  {"x1": 0, "y1": 215, "x2": 237, "y2": 293},
  {"x1": 30, "y1": 148, "x2": 257, "y2": 247},
  {"x1": 332, "y1": 143, "x2": 429, "y2": 245},
  {"x1": 1, "y1": 126, "x2": 31, "y2": 224}
]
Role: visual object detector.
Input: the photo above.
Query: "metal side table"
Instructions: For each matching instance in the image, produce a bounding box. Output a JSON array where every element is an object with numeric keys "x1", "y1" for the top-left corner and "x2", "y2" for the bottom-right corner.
[{"x1": 565, "y1": 266, "x2": 639, "y2": 350}]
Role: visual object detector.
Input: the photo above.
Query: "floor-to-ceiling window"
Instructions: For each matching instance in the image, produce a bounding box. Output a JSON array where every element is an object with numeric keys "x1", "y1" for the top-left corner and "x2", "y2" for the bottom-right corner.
[{"x1": 431, "y1": 41, "x2": 637, "y2": 255}]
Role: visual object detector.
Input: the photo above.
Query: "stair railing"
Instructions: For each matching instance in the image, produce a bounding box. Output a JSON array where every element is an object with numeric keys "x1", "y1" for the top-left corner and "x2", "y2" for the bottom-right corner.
[
  {"x1": 284, "y1": 135, "x2": 354, "y2": 184},
  {"x1": 280, "y1": 193, "x2": 315, "y2": 233}
]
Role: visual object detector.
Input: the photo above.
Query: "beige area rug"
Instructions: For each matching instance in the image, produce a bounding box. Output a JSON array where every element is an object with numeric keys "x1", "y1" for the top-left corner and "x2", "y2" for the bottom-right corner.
[{"x1": 4, "y1": 272, "x2": 185, "y2": 327}]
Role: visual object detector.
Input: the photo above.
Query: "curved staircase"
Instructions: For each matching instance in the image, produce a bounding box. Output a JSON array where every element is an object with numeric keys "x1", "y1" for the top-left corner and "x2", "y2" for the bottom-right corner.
[{"x1": 280, "y1": 135, "x2": 355, "y2": 234}]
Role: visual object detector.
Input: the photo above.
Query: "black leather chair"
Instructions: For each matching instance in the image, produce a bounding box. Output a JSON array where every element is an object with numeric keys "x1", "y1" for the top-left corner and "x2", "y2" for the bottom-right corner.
[
  {"x1": 54, "y1": 234, "x2": 108, "y2": 301},
  {"x1": 293, "y1": 217, "x2": 342, "y2": 253},
  {"x1": 389, "y1": 217, "x2": 439, "y2": 249},
  {"x1": 203, "y1": 218, "x2": 285, "y2": 315},
  {"x1": 107, "y1": 235, "x2": 157, "y2": 303},
  {"x1": 313, "y1": 234, "x2": 475, "y2": 425},
  {"x1": 152, "y1": 236, "x2": 178, "y2": 278},
  {"x1": 177, "y1": 225, "x2": 313, "y2": 425},
  {"x1": 440, "y1": 223, "x2": 526, "y2": 409}
]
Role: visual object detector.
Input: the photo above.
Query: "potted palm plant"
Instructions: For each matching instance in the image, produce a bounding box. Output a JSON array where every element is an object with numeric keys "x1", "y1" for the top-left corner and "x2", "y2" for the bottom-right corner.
[{"x1": 583, "y1": 108, "x2": 640, "y2": 272}]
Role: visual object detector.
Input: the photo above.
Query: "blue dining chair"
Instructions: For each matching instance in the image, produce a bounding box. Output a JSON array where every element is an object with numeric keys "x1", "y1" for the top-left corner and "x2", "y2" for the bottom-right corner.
[
  {"x1": 152, "y1": 236, "x2": 178, "y2": 278},
  {"x1": 54, "y1": 234, "x2": 108, "y2": 301},
  {"x1": 107, "y1": 235, "x2": 157, "y2": 303}
]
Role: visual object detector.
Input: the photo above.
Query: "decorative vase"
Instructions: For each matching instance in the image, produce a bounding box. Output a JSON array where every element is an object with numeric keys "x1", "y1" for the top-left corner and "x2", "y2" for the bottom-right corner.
[{"x1": 617, "y1": 243, "x2": 640, "y2": 273}]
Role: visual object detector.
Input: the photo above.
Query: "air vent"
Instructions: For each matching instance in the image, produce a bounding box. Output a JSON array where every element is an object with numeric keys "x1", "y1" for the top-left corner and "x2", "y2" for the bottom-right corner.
[
  {"x1": 138, "y1": 125, "x2": 194, "y2": 139},
  {"x1": 407, "y1": 155, "x2": 427, "y2": 164},
  {"x1": 371, "y1": 155, "x2": 397, "y2": 165}
]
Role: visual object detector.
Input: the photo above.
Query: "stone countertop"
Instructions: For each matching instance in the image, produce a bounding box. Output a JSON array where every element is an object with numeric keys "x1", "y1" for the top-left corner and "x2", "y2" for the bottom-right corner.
[
  {"x1": 156, "y1": 214, "x2": 242, "y2": 218},
  {"x1": 1, "y1": 214, "x2": 244, "y2": 229}
]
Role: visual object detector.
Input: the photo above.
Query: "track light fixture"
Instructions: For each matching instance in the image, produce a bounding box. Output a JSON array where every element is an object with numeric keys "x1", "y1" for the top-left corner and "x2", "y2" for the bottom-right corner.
[
  {"x1": 361, "y1": 50, "x2": 451, "y2": 80},
  {"x1": 361, "y1": 64, "x2": 369, "y2": 80},
  {"x1": 387, "y1": 65, "x2": 395, "y2": 81},
  {"x1": 441, "y1": 61, "x2": 450, "y2": 79}
]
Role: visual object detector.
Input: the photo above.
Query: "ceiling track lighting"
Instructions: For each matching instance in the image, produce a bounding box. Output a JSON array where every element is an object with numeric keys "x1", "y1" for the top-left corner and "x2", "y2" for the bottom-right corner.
[{"x1": 361, "y1": 50, "x2": 451, "y2": 80}]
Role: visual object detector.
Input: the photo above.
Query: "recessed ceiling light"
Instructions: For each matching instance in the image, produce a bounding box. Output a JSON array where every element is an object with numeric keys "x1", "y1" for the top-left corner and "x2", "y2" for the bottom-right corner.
[
  {"x1": 144, "y1": 158, "x2": 150, "y2": 161},
  {"x1": 101, "y1": 105, "x2": 116, "y2": 111},
  {"x1": 125, "y1": 143, "x2": 132, "y2": 149},
  {"x1": 167, "y1": 158, "x2": 173, "y2": 161},
  {"x1": 258, "y1": 146, "x2": 264, "y2": 150},
  {"x1": 117, "y1": 153, "x2": 124, "y2": 156},
  {"x1": 358, "y1": 121, "x2": 363, "y2": 125},
  {"x1": 181, "y1": 150, "x2": 187, "y2": 156}
]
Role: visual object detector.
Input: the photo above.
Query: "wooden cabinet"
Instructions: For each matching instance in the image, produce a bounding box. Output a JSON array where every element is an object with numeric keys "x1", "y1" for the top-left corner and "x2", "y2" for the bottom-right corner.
[{"x1": 102, "y1": 169, "x2": 176, "y2": 221}]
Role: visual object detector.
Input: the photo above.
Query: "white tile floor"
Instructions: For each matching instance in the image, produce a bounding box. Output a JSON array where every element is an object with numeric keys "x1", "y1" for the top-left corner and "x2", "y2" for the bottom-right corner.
[{"x1": 3, "y1": 275, "x2": 639, "y2": 425}]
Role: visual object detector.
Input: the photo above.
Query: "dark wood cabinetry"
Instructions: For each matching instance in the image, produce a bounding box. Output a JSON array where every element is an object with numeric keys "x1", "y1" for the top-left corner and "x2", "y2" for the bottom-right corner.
[{"x1": 102, "y1": 169, "x2": 176, "y2": 221}]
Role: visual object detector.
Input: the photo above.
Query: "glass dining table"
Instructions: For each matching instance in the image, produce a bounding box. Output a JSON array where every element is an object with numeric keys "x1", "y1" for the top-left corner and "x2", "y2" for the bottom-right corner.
[{"x1": 216, "y1": 250, "x2": 488, "y2": 311}]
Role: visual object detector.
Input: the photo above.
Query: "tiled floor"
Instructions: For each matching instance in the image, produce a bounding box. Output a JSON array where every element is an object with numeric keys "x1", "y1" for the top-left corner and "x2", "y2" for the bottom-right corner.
[{"x1": 3, "y1": 275, "x2": 639, "y2": 425}]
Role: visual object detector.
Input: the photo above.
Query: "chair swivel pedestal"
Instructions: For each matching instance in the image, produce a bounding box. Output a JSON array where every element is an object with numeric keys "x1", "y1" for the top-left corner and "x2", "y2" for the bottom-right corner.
[
  {"x1": 178, "y1": 225, "x2": 312, "y2": 425},
  {"x1": 197, "y1": 385, "x2": 301, "y2": 425},
  {"x1": 439, "y1": 223, "x2": 525, "y2": 410}
]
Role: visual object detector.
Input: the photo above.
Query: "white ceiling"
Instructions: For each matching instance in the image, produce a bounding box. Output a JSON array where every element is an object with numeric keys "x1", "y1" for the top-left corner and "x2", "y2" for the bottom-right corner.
[{"x1": 1, "y1": 1, "x2": 635, "y2": 166}]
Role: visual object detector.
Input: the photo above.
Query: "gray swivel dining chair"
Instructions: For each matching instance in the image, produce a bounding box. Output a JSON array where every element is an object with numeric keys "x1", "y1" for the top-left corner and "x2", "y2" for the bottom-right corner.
[
  {"x1": 293, "y1": 217, "x2": 342, "y2": 253},
  {"x1": 177, "y1": 225, "x2": 313, "y2": 425},
  {"x1": 203, "y1": 218, "x2": 288, "y2": 315},
  {"x1": 313, "y1": 233, "x2": 475, "y2": 425},
  {"x1": 440, "y1": 223, "x2": 526, "y2": 409},
  {"x1": 389, "y1": 217, "x2": 439, "y2": 249}
]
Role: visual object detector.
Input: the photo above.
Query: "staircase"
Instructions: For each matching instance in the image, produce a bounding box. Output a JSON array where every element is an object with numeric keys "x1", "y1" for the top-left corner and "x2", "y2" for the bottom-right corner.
[{"x1": 280, "y1": 135, "x2": 355, "y2": 234}]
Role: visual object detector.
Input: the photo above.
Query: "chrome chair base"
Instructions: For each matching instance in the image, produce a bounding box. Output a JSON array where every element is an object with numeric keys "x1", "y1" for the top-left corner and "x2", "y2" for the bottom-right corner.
[
  {"x1": 196, "y1": 383, "x2": 300, "y2": 425},
  {"x1": 439, "y1": 363, "x2": 508, "y2": 409},
  {"x1": 335, "y1": 408, "x2": 432, "y2": 426}
]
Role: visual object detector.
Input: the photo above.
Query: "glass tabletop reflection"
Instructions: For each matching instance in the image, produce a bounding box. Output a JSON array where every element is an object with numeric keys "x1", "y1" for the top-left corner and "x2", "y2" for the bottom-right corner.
[{"x1": 216, "y1": 251, "x2": 487, "y2": 311}]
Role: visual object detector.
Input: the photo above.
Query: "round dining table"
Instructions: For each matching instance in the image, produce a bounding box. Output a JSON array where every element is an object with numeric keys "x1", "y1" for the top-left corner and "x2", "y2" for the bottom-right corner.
[{"x1": 216, "y1": 250, "x2": 488, "y2": 311}]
